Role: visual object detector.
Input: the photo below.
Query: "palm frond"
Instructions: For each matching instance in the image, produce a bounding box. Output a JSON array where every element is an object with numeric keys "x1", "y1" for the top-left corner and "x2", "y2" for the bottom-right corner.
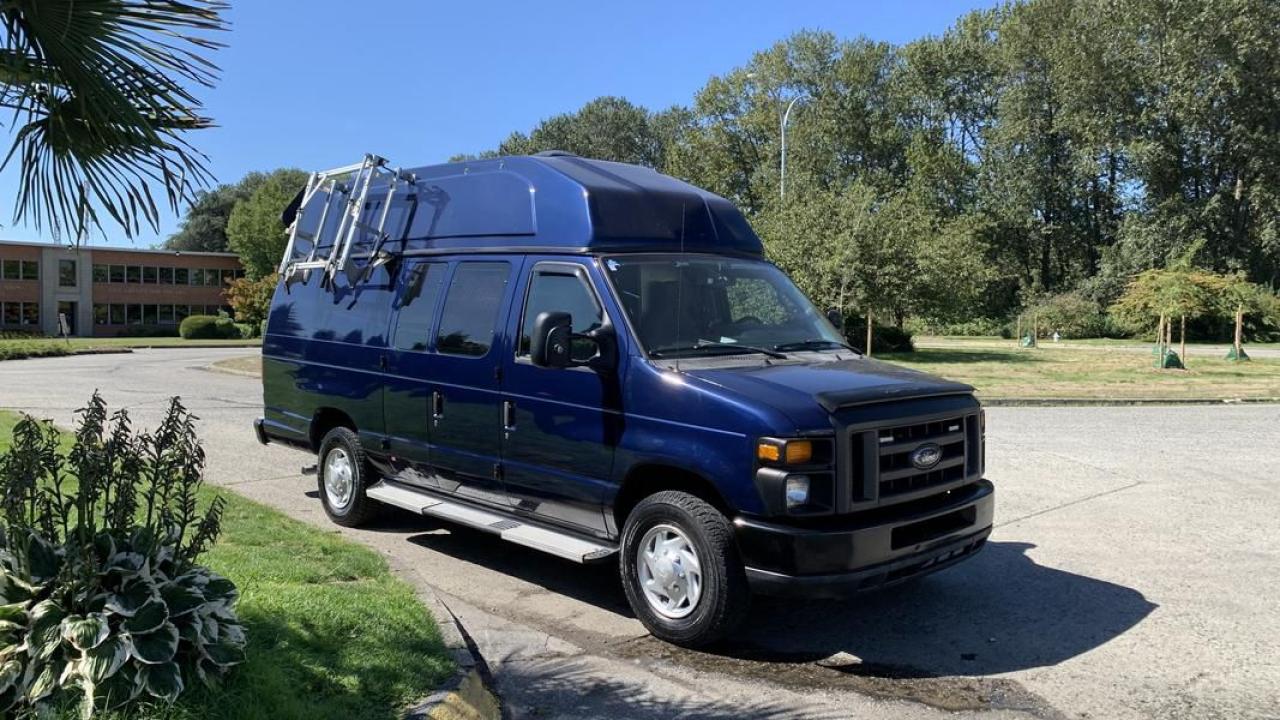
[{"x1": 1, "y1": 0, "x2": 227, "y2": 240}]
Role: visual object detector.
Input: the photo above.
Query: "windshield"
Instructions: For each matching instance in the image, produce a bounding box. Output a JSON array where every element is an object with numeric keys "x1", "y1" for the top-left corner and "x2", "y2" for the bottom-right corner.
[{"x1": 603, "y1": 255, "x2": 845, "y2": 358}]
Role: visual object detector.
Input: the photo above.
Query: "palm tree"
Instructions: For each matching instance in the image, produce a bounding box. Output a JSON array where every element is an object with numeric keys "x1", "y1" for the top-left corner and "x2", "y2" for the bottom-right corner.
[{"x1": 1, "y1": 0, "x2": 227, "y2": 241}]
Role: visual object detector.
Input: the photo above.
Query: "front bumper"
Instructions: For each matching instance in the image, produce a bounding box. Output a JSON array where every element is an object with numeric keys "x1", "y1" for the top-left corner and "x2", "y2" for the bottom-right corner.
[{"x1": 735, "y1": 479, "x2": 994, "y2": 598}]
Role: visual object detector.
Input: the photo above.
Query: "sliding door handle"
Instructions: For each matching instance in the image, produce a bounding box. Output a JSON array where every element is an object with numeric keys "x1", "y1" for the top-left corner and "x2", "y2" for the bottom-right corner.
[
  {"x1": 502, "y1": 400, "x2": 516, "y2": 431},
  {"x1": 431, "y1": 391, "x2": 444, "y2": 421}
]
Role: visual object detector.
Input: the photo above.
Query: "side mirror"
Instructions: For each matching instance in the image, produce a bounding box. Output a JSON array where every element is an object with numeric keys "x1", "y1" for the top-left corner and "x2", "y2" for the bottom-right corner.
[
  {"x1": 825, "y1": 307, "x2": 844, "y2": 330},
  {"x1": 530, "y1": 311, "x2": 573, "y2": 368}
]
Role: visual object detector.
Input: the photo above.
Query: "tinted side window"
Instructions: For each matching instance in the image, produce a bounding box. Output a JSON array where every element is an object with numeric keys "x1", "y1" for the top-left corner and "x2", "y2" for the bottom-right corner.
[
  {"x1": 392, "y1": 263, "x2": 446, "y2": 352},
  {"x1": 436, "y1": 262, "x2": 510, "y2": 357},
  {"x1": 519, "y1": 266, "x2": 602, "y2": 359}
]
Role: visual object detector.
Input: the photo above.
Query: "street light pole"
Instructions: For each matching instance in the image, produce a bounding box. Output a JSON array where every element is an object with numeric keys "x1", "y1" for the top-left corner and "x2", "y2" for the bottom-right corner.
[{"x1": 780, "y1": 93, "x2": 809, "y2": 202}]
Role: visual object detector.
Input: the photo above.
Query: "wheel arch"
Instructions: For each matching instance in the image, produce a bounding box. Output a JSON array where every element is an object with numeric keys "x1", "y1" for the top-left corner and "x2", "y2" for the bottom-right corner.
[
  {"x1": 310, "y1": 407, "x2": 357, "y2": 451},
  {"x1": 612, "y1": 463, "x2": 733, "y2": 534}
]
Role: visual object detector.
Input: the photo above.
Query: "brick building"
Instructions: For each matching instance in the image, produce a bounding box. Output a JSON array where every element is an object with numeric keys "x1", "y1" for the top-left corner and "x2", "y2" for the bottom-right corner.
[{"x1": 0, "y1": 240, "x2": 242, "y2": 337}]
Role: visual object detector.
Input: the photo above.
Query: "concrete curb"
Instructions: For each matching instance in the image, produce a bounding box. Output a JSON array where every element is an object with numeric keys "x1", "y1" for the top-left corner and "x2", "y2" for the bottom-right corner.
[
  {"x1": 981, "y1": 396, "x2": 1280, "y2": 407},
  {"x1": 400, "y1": 572, "x2": 501, "y2": 720},
  {"x1": 202, "y1": 361, "x2": 260, "y2": 378}
]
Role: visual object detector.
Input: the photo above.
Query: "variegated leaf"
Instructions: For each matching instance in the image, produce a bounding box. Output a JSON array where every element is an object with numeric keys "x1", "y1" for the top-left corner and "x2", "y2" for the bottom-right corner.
[
  {"x1": 122, "y1": 599, "x2": 169, "y2": 635},
  {"x1": 60, "y1": 613, "x2": 109, "y2": 651},
  {"x1": 127, "y1": 622, "x2": 179, "y2": 664},
  {"x1": 0, "y1": 659, "x2": 21, "y2": 695},
  {"x1": 23, "y1": 656, "x2": 65, "y2": 702},
  {"x1": 27, "y1": 599, "x2": 66, "y2": 661},
  {"x1": 104, "y1": 577, "x2": 156, "y2": 617},
  {"x1": 159, "y1": 582, "x2": 204, "y2": 618},
  {"x1": 202, "y1": 639, "x2": 246, "y2": 668},
  {"x1": 82, "y1": 636, "x2": 128, "y2": 682},
  {"x1": 137, "y1": 661, "x2": 183, "y2": 702}
]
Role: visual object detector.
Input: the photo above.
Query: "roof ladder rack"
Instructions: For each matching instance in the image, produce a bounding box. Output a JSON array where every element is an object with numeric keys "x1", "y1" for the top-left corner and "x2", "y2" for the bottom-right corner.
[{"x1": 279, "y1": 153, "x2": 416, "y2": 290}]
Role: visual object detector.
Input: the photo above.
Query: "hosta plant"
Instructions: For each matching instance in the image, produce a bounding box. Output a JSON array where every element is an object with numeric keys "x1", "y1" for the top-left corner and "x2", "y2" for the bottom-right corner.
[{"x1": 0, "y1": 394, "x2": 244, "y2": 717}]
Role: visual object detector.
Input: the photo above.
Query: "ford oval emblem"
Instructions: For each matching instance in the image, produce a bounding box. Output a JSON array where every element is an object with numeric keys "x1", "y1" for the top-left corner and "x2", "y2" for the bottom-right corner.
[{"x1": 910, "y1": 443, "x2": 943, "y2": 470}]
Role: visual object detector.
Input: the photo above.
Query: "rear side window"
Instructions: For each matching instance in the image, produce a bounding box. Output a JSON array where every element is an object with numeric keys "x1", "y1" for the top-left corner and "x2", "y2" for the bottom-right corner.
[
  {"x1": 392, "y1": 263, "x2": 446, "y2": 352},
  {"x1": 518, "y1": 265, "x2": 603, "y2": 359},
  {"x1": 436, "y1": 262, "x2": 510, "y2": 357}
]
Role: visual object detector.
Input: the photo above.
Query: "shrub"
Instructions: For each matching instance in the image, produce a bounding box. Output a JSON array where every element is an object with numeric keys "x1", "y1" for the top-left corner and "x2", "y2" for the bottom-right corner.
[
  {"x1": 0, "y1": 394, "x2": 244, "y2": 717},
  {"x1": 178, "y1": 315, "x2": 238, "y2": 340},
  {"x1": 225, "y1": 274, "x2": 276, "y2": 328},
  {"x1": 232, "y1": 323, "x2": 258, "y2": 339},
  {"x1": 1024, "y1": 292, "x2": 1119, "y2": 339}
]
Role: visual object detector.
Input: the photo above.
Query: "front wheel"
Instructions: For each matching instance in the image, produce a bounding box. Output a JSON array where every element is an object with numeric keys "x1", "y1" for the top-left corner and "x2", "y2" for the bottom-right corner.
[{"x1": 619, "y1": 491, "x2": 750, "y2": 647}]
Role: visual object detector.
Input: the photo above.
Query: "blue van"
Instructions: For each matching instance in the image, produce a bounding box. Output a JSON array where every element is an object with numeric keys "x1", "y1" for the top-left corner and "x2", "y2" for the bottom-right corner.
[{"x1": 255, "y1": 152, "x2": 994, "y2": 647}]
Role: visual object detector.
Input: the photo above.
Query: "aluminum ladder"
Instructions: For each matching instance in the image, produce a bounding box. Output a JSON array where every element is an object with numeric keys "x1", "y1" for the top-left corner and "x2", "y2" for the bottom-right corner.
[{"x1": 278, "y1": 153, "x2": 417, "y2": 289}]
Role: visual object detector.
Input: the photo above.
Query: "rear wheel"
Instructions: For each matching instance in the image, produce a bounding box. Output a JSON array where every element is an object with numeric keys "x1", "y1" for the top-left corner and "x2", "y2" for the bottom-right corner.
[
  {"x1": 317, "y1": 427, "x2": 381, "y2": 527},
  {"x1": 619, "y1": 491, "x2": 749, "y2": 647}
]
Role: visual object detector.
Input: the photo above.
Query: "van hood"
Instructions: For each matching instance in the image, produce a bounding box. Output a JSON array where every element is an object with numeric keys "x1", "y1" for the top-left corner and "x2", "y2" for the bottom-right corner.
[{"x1": 683, "y1": 356, "x2": 974, "y2": 421}]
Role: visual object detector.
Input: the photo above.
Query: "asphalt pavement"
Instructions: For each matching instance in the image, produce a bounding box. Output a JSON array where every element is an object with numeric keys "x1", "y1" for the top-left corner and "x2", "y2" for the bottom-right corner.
[{"x1": 1, "y1": 348, "x2": 1277, "y2": 720}]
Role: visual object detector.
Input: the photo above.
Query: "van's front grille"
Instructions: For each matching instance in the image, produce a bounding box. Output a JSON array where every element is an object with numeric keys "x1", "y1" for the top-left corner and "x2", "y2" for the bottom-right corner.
[
  {"x1": 877, "y1": 417, "x2": 967, "y2": 499},
  {"x1": 845, "y1": 409, "x2": 983, "y2": 509}
]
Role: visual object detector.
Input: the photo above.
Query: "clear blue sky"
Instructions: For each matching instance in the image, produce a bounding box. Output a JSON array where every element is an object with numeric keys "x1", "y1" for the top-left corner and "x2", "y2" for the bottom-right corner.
[{"x1": 1, "y1": 1, "x2": 996, "y2": 248}]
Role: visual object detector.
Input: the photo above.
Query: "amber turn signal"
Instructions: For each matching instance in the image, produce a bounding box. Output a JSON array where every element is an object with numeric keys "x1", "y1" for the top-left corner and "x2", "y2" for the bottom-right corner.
[{"x1": 757, "y1": 441, "x2": 782, "y2": 462}]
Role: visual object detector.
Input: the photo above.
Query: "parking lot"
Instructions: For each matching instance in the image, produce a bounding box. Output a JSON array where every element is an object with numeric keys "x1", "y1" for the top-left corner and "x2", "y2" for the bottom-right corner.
[{"x1": 2, "y1": 348, "x2": 1278, "y2": 719}]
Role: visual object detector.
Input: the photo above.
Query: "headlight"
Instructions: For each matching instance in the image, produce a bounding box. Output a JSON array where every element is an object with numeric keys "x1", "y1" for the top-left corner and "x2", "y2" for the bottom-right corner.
[{"x1": 784, "y1": 475, "x2": 810, "y2": 508}]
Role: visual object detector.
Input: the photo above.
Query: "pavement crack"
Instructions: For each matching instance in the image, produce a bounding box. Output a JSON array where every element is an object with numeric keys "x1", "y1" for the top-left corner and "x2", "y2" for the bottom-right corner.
[{"x1": 996, "y1": 480, "x2": 1142, "y2": 527}]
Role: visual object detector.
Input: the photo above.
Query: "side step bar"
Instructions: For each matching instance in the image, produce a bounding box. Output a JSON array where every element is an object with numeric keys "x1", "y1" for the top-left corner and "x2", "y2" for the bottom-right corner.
[{"x1": 365, "y1": 482, "x2": 618, "y2": 564}]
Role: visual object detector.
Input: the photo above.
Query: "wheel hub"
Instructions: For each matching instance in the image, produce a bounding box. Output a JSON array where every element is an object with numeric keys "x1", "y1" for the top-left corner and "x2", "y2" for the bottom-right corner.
[
  {"x1": 636, "y1": 524, "x2": 703, "y2": 619},
  {"x1": 324, "y1": 447, "x2": 354, "y2": 509}
]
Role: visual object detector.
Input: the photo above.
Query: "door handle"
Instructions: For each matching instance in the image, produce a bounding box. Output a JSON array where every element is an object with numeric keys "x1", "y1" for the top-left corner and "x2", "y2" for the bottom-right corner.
[
  {"x1": 502, "y1": 400, "x2": 516, "y2": 431},
  {"x1": 431, "y1": 391, "x2": 444, "y2": 421}
]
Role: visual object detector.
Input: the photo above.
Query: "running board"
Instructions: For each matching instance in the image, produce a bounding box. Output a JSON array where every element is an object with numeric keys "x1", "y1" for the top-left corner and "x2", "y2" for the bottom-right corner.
[{"x1": 365, "y1": 482, "x2": 618, "y2": 564}]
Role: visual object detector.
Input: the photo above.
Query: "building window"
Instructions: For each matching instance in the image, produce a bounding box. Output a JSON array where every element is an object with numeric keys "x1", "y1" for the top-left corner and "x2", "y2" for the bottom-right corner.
[
  {"x1": 126, "y1": 305, "x2": 142, "y2": 325},
  {"x1": 190, "y1": 268, "x2": 204, "y2": 286},
  {"x1": 1, "y1": 260, "x2": 19, "y2": 280},
  {"x1": 175, "y1": 267, "x2": 189, "y2": 285},
  {"x1": 110, "y1": 304, "x2": 125, "y2": 325},
  {"x1": 159, "y1": 305, "x2": 175, "y2": 324},
  {"x1": 109, "y1": 265, "x2": 125, "y2": 283},
  {"x1": 141, "y1": 266, "x2": 156, "y2": 284},
  {"x1": 126, "y1": 265, "x2": 141, "y2": 283},
  {"x1": 142, "y1": 305, "x2": 158, "y2": 325},
  {"x1": 94, "y1": 304, "x2": 109, "y2": 325},
  {"x1": 205, "y1": 269, "x2": 221, "y2": 287},
  {"x1": 22, "y1": 302, "x2": 38, "y2": 325},
  {"x1": 159, "y1": 267, "x2": 174, "y2": 284},
  {"x1": 21, "y1": 261, "x2": 38, "y2": 280},
  {"x1": 93, "y1": 264, "x2": 109, "y2": 282},
  {"x1": 58, "y1": 259, "x2": 77, "y2": 287},
  {"x1": 176, "y1": 305, "x2": 190, "y2": 323},
  {"x1": 1, "y1": 303, "x2": 18, "y2": 325}
]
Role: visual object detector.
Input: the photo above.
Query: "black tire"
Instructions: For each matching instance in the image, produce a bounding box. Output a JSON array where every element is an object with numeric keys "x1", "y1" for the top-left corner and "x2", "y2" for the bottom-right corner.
[
  {"x1": 619, "y1": 490, "x2": 750, "y2": 647},
  {"x1": 316, "y1": 427, "x2": 381, "y2": 527}
]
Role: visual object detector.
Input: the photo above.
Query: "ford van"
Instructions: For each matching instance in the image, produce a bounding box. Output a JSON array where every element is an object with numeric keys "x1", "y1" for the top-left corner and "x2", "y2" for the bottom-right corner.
[{"x1": 255, "y1": 152, "x2": 994, "y2": 646}]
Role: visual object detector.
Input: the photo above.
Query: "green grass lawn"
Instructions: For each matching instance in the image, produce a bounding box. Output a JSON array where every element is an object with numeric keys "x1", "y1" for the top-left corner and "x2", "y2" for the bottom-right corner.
[
  {"x1": 0, "y1": 336, "x2": 261, "y2": 361},
  {"x1": 884, "y1": 344, "x2": 1280, "y2": 400},
  {"x1": 915, "y1": 334, "x2": 1280, "y2": 352},
  {"x1": 0, "y1": 411, "x2": 453, "y2": 720}
]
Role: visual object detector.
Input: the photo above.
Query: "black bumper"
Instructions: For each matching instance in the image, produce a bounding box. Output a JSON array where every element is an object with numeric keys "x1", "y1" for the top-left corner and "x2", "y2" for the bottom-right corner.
[
  {"x1": 253, "y1": 417, "x2": 269, "y2": 446},
  {"x1": 735, "y1": 479, "x2": 994, "y2": 599}
]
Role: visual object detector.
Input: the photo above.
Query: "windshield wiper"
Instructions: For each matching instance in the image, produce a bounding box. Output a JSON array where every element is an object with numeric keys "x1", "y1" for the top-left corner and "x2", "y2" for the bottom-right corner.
[
  {"x1": 650, "y1": 341, "x2": 788, "y2": 359},
  {"x1": 773, "y1": 339, "x2": 861, "y2": 354}
]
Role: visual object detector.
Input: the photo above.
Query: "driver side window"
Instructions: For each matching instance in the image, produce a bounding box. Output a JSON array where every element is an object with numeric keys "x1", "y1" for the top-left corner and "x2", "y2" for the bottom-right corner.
[{"x1": 519, "y1": 264, "x2": 603, "y2": 361}]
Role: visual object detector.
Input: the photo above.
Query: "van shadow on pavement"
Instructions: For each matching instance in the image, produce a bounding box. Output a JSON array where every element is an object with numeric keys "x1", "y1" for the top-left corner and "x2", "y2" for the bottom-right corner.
[{"x1": 356, "y1": 505, "x2": 1156, "y2": 679}]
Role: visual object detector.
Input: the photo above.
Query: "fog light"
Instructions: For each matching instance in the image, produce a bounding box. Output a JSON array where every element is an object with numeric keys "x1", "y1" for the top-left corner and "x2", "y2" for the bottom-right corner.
[{"x1": 785, "y1": 475, "x2": 810, "y2": 508}]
